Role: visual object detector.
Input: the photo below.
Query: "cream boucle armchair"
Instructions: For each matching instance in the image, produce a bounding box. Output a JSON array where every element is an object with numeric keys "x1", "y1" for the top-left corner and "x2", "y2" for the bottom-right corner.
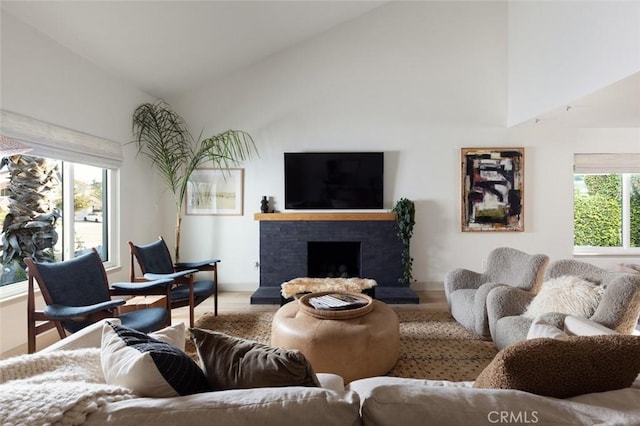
[
  {"x1": 444, "y1": 247, "x2": 549, "y2": 340},
  {"x1": 487, "y1": 259, "x2": 640, "y2": 350}
]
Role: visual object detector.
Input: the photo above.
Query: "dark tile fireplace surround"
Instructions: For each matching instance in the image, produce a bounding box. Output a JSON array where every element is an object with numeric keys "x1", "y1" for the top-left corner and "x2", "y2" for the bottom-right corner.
[{"x1": 251, "y1": 213, "x2": 419, "y2": 304}]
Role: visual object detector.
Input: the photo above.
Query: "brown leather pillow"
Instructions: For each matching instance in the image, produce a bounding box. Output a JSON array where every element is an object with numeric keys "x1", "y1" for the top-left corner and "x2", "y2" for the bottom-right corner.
[
  {"x1": 190, "y1": 328, "x2": 320, "y2": 391},
  {"x1": 474, "y1": 335, "x2": 640, "y2": 398}
]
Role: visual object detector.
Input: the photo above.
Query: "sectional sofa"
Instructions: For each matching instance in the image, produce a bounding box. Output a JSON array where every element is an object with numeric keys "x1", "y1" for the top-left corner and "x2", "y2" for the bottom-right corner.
[{"x1": 1, "y1": 317, "x2": 639, "y2": 425}]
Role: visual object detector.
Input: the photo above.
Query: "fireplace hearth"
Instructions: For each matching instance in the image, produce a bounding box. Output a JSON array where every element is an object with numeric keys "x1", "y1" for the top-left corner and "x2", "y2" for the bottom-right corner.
[{"x1": 251, "y1": 213, "x2": 419, "y2": 304}]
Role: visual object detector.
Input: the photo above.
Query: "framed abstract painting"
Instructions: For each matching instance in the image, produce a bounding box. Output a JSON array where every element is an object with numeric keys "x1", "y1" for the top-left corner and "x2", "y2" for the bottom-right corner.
[{"x1": 461, "y1": 148, "x2": 524, "y2": 232}]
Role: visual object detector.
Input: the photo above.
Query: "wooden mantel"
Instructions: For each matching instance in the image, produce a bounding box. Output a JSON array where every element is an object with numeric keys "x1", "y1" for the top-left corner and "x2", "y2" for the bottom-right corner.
[{"x1": 253, "y1": 212, "x2": 396, "y2": 221}]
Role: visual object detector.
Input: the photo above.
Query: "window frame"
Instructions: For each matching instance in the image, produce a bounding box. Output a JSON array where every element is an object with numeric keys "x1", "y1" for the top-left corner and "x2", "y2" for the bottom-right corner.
[
  {"x1": 59, "y1": 161, "x2": 120, "y2": 268},
  {"x1": 0, "y1": 110, "x2": 122, "y2": 300},
  {"x1": 573, "y1": 153, "x2": 640, "y2": 257},
  {"x1": 0, "y1": 160, "x2": 120, "y2": 300}
]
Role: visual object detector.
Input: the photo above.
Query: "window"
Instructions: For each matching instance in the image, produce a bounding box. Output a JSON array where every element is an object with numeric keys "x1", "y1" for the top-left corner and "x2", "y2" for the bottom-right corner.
[
  {"x1": 0, "y1": 156, "x2": 115, "y2": 288},
  {"x1": 573, "y1": 153, "x2": 640, "y2": 255},
  {"x1": 70, "y1": 163, "x2": 109, "y2": 261},
  {"x1": 0, "y1": 109, "x2": 122, "y2": 298}
]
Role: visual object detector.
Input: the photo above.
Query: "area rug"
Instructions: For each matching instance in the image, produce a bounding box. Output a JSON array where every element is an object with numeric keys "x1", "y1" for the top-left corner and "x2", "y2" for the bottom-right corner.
[{"x1": 185, "y1": 310, "x2": 497, "y2": 382}]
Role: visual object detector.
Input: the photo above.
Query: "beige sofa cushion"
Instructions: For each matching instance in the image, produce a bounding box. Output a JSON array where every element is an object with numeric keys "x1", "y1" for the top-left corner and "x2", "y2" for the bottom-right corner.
[
  {"x1": 563, "y1": 315, "x2": 619, "y2": 336},
  {"x1": 474, "y1": 335, "x2": 640, "y2": 398},
  {"x1": 349, "y1": 378, "x2": 591, "y2": 425},
  {"x1": 41, "y1": 318, "x2": 121, "y2": 353},
  {"x1": 85, "y1": 386, "x2": 362, "y2": 426},
  {"x1": 43, "y1": 320, "x2": 186, "y2": 353},
  {"x1": 348, "y1": 376, "x2": 640, "y2": 426},
  {"x1": 526, "y1": 317, "x2": 570, "y2": 340}
]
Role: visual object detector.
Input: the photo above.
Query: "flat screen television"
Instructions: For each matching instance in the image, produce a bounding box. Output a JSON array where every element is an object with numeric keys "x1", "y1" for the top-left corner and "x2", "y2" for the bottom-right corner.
[{"x1": 284, "y1": 152, "x2": 384, "y2": 210}]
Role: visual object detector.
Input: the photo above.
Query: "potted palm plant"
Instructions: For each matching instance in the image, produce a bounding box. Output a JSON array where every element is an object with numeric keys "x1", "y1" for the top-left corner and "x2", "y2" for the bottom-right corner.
[{"x1": 132, "y1": 99, "x2": 258, "y2": 260}]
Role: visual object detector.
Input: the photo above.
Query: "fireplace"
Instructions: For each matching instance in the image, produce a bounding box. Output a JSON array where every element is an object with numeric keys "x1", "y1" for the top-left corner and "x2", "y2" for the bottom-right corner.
[
  {"x1": 251, "y1": 213, "x2": 419, "y2": 304},
  {"x1": 307, "y1": 241, "x2": 361, "y2": 278}
]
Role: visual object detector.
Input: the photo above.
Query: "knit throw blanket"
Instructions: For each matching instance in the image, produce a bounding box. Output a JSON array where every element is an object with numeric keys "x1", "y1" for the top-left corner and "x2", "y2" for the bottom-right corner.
[{"x1": 0, "y1": 348, "x2": 134, "y2": 426}]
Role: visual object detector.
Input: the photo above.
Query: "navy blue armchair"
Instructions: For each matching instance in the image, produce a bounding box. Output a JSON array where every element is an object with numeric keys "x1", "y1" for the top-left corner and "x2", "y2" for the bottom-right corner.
[
  {"x1": 129, "y1": 236, "x2": 219, "y2": 327},
  {"x1": 25, "y1": 248, "x2": 172, "y2": 353}
]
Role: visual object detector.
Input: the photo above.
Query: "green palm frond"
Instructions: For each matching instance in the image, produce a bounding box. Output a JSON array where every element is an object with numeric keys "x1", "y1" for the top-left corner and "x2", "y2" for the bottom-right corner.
[
  {"x1": 132, "y1": 100, "x2": 194, "y2": 196},
  {"x1": 199, "y1": 130, "x2": 257, "y2": 168},
  {"x1": 178, "y1": 130, "x2": 257, "y2": 210},
  {"x1": 131, "y1": 99, "x2": 257, "y2": 260}
]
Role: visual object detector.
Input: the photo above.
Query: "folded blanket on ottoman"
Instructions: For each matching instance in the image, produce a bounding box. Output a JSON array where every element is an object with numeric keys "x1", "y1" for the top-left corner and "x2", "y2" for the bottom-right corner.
[{"x1": 281, "y1": 277, "x2": 377, "y2": 299}]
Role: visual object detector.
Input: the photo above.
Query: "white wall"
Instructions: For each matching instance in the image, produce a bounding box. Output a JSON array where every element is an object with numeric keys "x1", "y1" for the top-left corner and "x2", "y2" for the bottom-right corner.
[
  {"x1": 172, "y1": 1, "x2": 639, "y2": 295},
  {"x1": 508, "y1": 1, "x2": 640, "y2": 126},
  {"x1": 0, "y1": 11, "x2": 162, "y2": 355},
  {"x1": 172, "y1": 1, "x2": 510, "y2": 291}
]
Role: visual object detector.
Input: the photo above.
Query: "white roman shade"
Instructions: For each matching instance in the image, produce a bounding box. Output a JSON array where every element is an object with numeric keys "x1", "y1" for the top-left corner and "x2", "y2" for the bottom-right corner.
[
  {"x1": 574, "y1": 153, "x2": 640, "y2": 174},
  {"x1": 0, "y1": 135, "x2": 31, "y2": 157},
  {"x1": 0, "y1": 109, "x2": 123, "y2": 169}
]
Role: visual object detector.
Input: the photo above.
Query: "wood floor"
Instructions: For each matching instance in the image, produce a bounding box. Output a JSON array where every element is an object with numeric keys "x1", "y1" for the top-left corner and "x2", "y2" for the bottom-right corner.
[{"x1": 172, "y1": 290, "x2": 449, "y2": 325}]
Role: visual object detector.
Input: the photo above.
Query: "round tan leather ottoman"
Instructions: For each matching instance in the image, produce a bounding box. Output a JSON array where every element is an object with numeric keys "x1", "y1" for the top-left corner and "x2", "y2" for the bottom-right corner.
[{"x1": 270, "y1": 300, "x2": 400, "y2": 383}]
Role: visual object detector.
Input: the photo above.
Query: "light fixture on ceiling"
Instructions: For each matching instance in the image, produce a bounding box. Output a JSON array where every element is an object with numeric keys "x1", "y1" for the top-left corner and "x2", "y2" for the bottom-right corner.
[{"x1": 0, "y1": 134, "x2": 31, "y2": 157}]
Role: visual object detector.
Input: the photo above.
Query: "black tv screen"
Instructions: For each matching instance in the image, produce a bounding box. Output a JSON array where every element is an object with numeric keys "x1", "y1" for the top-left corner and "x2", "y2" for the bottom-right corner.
[{"x1": 284, "y1": 152, "x2": 384, "y2": 209}]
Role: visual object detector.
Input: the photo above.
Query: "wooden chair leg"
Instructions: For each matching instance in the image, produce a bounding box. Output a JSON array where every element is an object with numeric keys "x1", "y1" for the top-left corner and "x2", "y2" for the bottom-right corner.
[
  {"x1": 27, "y1": 321, "x2": 36, "y2": 354},
  {"x1": 214, "y1": 265, "x2": 218, "y2": 317},
  {"x1": 214, "y1": 287, "x2": 218, "y2": 317},
  {"x1": 189, "y1": 276, "x2": 195, "y2": 328},
  {"x1": 27, "y1": 274, "x2": 37, "y2": 354}
]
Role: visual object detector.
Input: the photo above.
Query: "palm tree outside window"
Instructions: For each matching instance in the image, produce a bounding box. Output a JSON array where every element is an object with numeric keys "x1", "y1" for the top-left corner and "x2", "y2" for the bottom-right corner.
[{"x1": 0, "y1": 155, "x2": 111, "y2": 287}]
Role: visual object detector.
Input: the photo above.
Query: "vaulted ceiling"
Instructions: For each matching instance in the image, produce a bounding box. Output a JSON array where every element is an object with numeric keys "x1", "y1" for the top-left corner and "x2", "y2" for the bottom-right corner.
[
  {"x1": 2, "y1": 1, "x2": 638, "y2": 128},
  {"x1": 2, "y1": 1, "x2": 386, "y2": 99}
]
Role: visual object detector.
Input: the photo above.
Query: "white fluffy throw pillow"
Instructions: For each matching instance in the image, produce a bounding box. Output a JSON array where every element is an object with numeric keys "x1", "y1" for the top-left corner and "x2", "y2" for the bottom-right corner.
[{"x1": 523, "y1": 275, "x2": 605, "y2": 319}]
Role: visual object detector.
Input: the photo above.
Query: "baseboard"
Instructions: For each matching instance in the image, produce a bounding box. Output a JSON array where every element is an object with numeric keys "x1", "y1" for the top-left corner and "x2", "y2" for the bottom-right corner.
[{"x1": 410, "y1": 281, "x2": 444, "y2": 291}]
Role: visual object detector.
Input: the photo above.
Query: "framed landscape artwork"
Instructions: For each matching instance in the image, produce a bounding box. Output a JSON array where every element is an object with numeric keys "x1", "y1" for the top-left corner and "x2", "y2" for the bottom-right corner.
[
  {"x1": 186, "y1": 168, "x2": 244, "y2": 216},
  {"x1": 461, "y1": 148, "x2": 524, "y2": 232}
]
